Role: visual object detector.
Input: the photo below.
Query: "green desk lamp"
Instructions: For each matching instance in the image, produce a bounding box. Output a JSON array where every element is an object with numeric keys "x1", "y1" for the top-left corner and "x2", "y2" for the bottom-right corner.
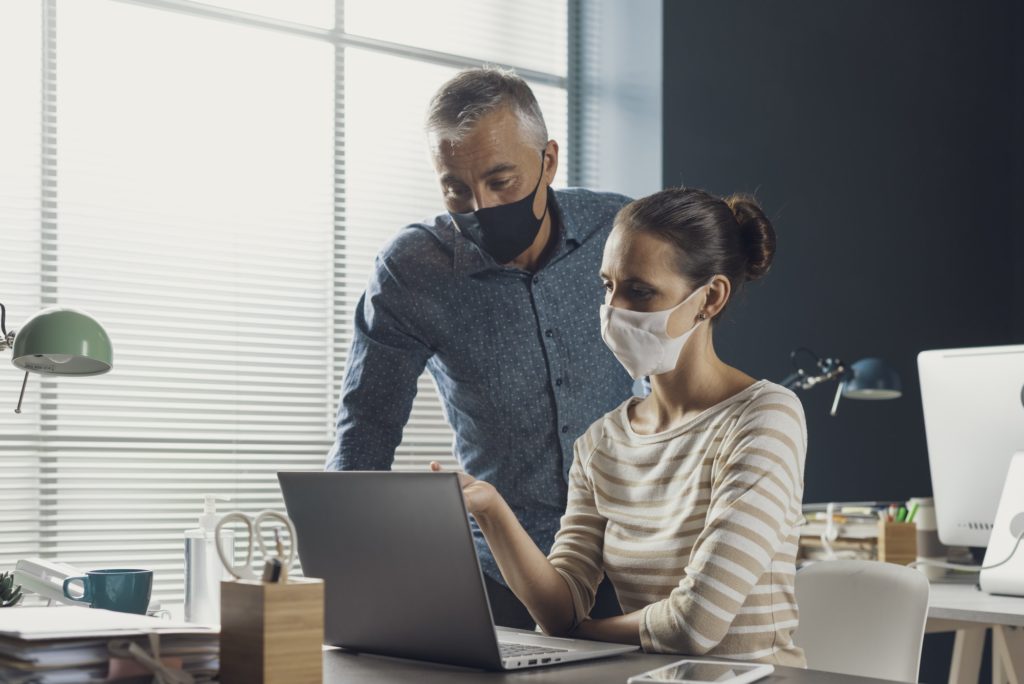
[{"x1": 0, "y1": 302, "x2": 113, "y2": 413}]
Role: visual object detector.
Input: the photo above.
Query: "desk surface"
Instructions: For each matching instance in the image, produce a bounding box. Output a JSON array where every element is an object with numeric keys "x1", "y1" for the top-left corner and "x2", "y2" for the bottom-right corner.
[
  {"x1": 927, "y1": 582, "x2": 1024, "y2": 626},
  {"x1": 171, "y1": 581, "x2": 1024, "y2": 681},
  {"x1": 323, "y1": 648, "x2": 903, "y2": 684}
]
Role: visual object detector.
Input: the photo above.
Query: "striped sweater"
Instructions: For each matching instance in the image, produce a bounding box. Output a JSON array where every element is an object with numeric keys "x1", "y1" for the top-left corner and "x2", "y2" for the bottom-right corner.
[{"x1": 548, "y1": 380, "x2": 807, "y2": 666}]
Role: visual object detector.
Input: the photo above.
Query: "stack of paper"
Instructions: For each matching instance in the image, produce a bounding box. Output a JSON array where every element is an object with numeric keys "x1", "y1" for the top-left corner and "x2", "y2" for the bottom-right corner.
[
  {"x1": 798, "y1": 501, "x2": 896, "y2": 539},
  {"x1": 0, "y1": 606, "x2": 218, "y2": 683}
]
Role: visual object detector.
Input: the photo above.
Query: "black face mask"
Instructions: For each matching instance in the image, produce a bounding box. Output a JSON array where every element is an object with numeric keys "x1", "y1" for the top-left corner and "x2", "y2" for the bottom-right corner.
[{"x1": 449, "y1": 156, "x2": 549, "y2": 265}]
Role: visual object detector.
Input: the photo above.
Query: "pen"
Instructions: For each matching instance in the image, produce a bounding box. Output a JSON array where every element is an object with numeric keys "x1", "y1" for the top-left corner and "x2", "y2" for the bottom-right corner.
[
  {"x1": 274, "y1": 528, "x2": 286, "y2": 558},
  {"x1": 906, "y1": 502, "x2": 919, "y2": 524},
  {"x1": 888, "y1": 504, "x2": 898, "y2": 522},
  {"x1": 273, "y1": 529, "x2": 290, "y2": 582},
  {"x1": 895, "y1": 506, "x2": 907, "y2": 523}
]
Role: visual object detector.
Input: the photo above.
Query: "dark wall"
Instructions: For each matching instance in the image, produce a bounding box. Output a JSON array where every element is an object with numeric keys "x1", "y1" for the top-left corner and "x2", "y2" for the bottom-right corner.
[
  {"x1": 663, "y1": 0, "x2": 1021, "y2": 506},
  {"x1": 1014, "y1": 0, "x2": 1024, "y2": 341}
]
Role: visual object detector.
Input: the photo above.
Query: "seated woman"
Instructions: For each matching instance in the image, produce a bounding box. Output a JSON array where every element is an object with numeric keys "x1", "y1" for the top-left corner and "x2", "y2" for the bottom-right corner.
[{"x1": 434, "y1": 187, "x2": 807, "y2": 666}]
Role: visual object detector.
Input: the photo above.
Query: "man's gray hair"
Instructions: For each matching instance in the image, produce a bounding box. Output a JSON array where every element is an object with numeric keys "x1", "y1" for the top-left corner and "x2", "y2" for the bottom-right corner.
[{"x1": 425, "y1": 66, "x2": 548, "y2": 150}]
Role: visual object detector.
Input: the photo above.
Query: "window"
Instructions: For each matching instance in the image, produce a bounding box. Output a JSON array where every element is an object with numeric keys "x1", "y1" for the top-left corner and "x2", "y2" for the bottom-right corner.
[{"x1": 0, "y1": 0, "x2": 574, "y2": 603}]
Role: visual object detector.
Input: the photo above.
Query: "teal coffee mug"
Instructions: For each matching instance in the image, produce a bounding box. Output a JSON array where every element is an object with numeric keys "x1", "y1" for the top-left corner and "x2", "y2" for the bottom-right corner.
[{"x1": 62, "y1": 568, "x2": 153, "y2": 614}]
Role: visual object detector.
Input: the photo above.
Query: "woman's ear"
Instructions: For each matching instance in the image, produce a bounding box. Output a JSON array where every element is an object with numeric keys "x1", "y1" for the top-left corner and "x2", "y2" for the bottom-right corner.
[{"x1": 703, "y1": 275, "x2": 732, "y2": 320}]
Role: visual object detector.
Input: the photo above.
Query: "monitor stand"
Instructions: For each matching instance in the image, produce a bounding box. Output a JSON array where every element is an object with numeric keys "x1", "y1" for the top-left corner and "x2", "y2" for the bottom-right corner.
[{"x1": 979, "y1": 452, "x2": 1024, "y2": 597}]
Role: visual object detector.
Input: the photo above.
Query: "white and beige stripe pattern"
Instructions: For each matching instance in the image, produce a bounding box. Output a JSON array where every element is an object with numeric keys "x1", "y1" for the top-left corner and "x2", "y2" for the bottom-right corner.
[{"x1": 548, "y1": 380, "x2": 807, "y2": 666}]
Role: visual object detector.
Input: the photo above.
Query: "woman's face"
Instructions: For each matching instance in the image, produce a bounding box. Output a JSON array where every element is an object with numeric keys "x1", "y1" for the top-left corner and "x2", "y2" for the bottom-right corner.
[{"x1": 600, "y1": 224, "x2": 706, "y2": 337}]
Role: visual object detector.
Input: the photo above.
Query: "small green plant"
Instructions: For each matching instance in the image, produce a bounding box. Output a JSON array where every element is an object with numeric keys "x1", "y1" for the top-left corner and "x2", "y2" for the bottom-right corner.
[{"x1": 0, "y1": 571, "x2": 23, "y2": 607}]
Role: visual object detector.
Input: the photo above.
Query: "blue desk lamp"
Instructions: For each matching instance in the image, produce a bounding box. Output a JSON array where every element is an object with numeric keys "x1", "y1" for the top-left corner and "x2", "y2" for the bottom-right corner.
[
  {"x1": 1, "y1": 302, "x2": 113, "y2": 413},
  {"x1": 781, "y1": 347, "x2": 901, "y2": 416}
]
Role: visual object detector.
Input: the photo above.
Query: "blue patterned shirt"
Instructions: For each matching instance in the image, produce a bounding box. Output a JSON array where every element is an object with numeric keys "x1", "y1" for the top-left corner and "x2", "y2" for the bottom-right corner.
[{"x1": 326, "y1": 188, "x2": 635, "y2": 584}]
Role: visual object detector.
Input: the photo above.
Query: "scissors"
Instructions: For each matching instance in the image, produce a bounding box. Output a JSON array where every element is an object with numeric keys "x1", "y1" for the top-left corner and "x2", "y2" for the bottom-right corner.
[{"x1": 215, "y1": 510, "x2": 296, "y2": 582}]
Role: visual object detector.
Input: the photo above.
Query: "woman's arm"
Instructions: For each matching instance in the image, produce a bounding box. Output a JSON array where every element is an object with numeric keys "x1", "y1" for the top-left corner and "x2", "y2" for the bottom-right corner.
[
  {"x1": 430, "y1": 463, "x2": 576, "y2": 635},
  {"x1": 572, "y1": 611, "x2": 643, "y2": 646}
]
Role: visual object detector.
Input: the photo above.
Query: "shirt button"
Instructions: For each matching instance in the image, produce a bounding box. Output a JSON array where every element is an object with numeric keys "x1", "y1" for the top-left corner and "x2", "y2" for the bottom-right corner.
[
  {"x1": 555, "y1": 377, "x2": 563, "y2": 387},
  {"x1": 561, "y1": 426, "x2": 569, "y2": 434},
  {"x1": 533, "y1": 275, "x2": 541, "y2": 285},
  {"x1": 545, "y1": 329, "x2": 553, "y2": 338}
]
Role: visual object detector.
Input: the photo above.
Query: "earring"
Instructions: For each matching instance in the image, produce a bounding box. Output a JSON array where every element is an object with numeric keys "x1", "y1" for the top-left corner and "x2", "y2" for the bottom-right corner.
[{"x1": 697, "y1": 312, "x2": 708, "y2": 321}]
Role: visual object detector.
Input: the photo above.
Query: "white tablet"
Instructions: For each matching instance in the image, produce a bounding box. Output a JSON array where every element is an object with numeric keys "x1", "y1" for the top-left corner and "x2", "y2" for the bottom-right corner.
[{"x1": 627, "y1": 659, "x2": 774, "y2": 684}]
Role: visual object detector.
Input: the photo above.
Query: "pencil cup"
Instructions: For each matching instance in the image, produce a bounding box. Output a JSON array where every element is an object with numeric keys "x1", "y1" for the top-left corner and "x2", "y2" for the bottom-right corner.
[
  {"x1": 877, "y1": 521, "x2": 917, "y2": 565},
  {"x1": 219, "y1": 577, "x2": 324, "y2": 684},
  {"x1": 909, "y1": 497, "x2": 946, "y2": 580}
]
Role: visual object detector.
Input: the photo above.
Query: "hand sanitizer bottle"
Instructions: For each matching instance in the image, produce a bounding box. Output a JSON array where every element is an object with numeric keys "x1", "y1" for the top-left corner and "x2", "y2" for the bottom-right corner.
[{"x1": 184, "y1": 495, "x2": 233, "y2": 624}]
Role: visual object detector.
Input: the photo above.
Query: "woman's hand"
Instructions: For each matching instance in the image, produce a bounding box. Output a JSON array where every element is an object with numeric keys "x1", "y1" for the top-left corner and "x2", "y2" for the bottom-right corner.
[
  {"x1": 430, "y1": 461, "x2": 578, "y2": 635},
  {"x1": 429, "y1": 461, "x2": 502, "y2": 519}
]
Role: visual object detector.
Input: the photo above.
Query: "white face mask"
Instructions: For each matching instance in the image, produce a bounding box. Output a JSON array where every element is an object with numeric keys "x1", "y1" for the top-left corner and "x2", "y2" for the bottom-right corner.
[{"x1": 600, "y1": 285, "x2": 709, "y2": 380}]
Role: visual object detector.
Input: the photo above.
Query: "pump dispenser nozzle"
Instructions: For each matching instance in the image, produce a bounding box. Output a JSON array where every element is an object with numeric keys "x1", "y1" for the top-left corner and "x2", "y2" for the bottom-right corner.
[{"x1": 198, "y1": 495, "x2": 231, "y2": 533}]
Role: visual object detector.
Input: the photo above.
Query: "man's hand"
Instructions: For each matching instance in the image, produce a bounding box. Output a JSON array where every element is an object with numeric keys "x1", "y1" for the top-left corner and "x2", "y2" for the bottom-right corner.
[{"x1": 429, "y1": 461, "x2": 502, "y2": 519}]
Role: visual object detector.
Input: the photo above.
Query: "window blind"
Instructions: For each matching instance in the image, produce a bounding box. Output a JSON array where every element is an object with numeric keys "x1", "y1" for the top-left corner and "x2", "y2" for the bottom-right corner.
[
  {"x1": 0, "y1": 0, "x2": 44, "y2": 573},
  {"x1": 0, "y1": 0, "x2": 571, "y2": 604},
  {"x1": 33, "y1": 0, "x2": 335, "y2": 602},
  {"x1": 343, "y1": 0, "x2": 568, "y2": 78}
]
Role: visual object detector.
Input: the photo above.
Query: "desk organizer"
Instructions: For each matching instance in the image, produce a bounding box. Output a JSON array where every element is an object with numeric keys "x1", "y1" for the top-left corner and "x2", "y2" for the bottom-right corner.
[
  {"x1": 219, "y1": 577, "x2": 324, "y2": 684},
  {"x1": 877, "y1": 521, "x2": 917, "y2": 565}
]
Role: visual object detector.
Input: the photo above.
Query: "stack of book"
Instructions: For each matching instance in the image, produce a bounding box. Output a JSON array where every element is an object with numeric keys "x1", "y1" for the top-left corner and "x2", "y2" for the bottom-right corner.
[{"x1": 0, "y1": 606, "x2": 218, "y2": 683}]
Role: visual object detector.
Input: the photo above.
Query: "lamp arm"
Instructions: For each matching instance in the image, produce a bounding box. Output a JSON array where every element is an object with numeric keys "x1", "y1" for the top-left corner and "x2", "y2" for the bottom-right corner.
[
  {"x1": 829, "y1": 380, "x2": 845, "y2": 417},
  {"x1": 811, "y1": 359, "x2": 847, "y2": 386},
  {"x1": 0, "y1": 302, "x2": 13, "y2": 352},
  {"x1": 780, "y1": 370, "x2": 805, "y2": 390},
  {"x1": 14, "y1": 372, "x2": 28, "y2": 414},
  {"x1": 1, "y1": 301, "x2": 26, "y2": 414},
  {"x1": 786, "y1": 363, "x2": 847, "y2": 391},
  {"x1": 783, "y1": 348, "x2": 848, "y2": 391}
]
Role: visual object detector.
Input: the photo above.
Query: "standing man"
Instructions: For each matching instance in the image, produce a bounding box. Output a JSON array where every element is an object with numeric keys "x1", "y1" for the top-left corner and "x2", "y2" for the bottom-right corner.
[{"x1": 326, "y1": 67, "x2": 633, "y2": 628}]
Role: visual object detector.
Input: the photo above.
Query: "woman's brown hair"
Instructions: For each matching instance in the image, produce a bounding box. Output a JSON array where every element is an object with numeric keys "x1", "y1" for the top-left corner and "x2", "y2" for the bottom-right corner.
[{"x1": 616, "y1": 187, "x2": 777, "y2": 319}]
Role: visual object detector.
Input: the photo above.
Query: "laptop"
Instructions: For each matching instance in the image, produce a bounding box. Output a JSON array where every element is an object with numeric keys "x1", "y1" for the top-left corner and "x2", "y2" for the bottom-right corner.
[{"x1": 278, "y1": 471, "x2": 638, "y2": 670}]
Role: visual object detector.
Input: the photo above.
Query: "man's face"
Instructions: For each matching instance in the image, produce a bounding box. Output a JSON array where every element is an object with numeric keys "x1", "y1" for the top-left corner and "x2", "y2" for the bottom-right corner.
[{"x1": 431, "y1": 107, "x2": 557, "y2": 217}]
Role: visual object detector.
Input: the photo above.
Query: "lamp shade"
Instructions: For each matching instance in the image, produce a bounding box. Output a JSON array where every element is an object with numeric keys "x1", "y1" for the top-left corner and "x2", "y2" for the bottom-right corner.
[
  {"x1": 11, "y1": 307, "x2": 112, "y2": 376},
  {"x1": 843, "y1": 357, "x2": 901, "y2": 400}
]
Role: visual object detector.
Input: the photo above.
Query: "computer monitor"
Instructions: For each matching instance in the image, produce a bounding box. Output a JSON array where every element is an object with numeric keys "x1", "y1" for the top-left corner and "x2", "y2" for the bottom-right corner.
[{"x1": 918, "y1": 344, "x2": 1024, "y2": 547}]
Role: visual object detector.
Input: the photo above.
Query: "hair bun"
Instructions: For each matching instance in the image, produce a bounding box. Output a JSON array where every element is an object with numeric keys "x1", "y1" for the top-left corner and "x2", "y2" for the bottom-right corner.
[{"x1": 725, "y1": 194, "x2": 776, "y2": 281}]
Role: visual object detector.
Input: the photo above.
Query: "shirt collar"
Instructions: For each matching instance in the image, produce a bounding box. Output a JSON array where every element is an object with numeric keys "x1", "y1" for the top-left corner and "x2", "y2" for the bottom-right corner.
[
  {"x1": 552, "y1": 191, "x2": 581, "y2": 244},
  {"x1": 451, "y1": 189, "x2": 576, "y2": 277}
]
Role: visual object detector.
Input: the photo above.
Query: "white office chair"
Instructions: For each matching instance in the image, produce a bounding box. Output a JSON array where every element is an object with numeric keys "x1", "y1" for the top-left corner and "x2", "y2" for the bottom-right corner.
[{"x1": 794, "y1": 559, "x2": 930, "y2": 683}]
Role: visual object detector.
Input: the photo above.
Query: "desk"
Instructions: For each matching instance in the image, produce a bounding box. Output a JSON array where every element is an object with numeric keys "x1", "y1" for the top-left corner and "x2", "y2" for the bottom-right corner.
[
  {"x1": 926, "y1": 583, "x2": 1024, "y2": 684},
  {"x1": 322, "y1": 648, "x2": 906, "y2": 684}
]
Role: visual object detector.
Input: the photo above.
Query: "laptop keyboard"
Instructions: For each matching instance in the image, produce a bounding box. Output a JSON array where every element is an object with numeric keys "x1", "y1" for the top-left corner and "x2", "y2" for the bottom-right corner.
[{"x1": 499, "y1": 642, "x2": 569, "y2": 658}]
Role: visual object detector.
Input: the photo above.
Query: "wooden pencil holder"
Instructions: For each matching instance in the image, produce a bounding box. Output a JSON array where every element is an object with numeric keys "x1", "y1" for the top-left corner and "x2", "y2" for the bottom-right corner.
[
  {"x1": 219, "y1": 577, "x2": 324, "y2": 684},
  {"x1": 877, "y1": 521, "x2": 917, "y2": 565}
]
